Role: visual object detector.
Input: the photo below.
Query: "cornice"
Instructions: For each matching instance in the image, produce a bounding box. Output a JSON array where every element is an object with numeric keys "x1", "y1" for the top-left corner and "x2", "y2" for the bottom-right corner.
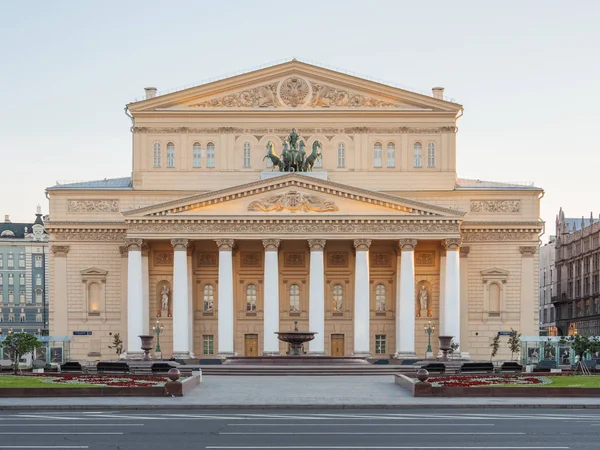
[{"x1": 132, "y1": 125, "x2": 458, "y2": 134}]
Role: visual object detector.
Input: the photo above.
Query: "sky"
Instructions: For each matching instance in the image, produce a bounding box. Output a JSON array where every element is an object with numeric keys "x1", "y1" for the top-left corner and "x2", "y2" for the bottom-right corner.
[{"x1": 1, "y1": 1, "x2": 599, "y2": 242}]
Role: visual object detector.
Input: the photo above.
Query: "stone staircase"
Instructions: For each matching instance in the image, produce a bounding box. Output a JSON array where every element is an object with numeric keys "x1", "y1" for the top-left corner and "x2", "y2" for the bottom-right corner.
[{"x1": 197, "y1": 364, "x2": 416, "y2": 376}]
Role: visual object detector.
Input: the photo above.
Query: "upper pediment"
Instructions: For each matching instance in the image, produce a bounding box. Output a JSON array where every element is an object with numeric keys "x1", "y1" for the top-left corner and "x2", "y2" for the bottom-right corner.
[
  {"x1": 123, "y1": 173, "x2": 465, "y2": 219},
  {"x1": 128, "y1": 60, "x2": 461, "y2": 114}
]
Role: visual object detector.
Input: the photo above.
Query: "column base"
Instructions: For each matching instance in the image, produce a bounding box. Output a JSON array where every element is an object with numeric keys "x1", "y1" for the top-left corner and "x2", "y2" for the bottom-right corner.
[
  {"x1": 263, "y1": 351, "x2": 281, "y2": 357},
  {"x1": 172, "y1": 351, "x2": 190, "y2": 360},
  {"x1": 395, "y1": 351, "x2": 417, "y2": 360}
]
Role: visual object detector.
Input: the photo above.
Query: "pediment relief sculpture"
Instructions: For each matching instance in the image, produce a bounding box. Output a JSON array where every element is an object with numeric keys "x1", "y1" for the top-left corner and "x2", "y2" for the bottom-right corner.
[
  {"x1": 248, "y1": 190, "x2": 338, "y2": 213},
  {"x1": 188, "y1": 76, "x2": 400, "y2": 109}
]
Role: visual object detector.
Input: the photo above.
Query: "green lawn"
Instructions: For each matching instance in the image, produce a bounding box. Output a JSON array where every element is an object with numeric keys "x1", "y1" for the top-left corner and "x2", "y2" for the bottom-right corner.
[
  {"x1": 497, "y1": 376, "x2": 600, "y2": 388},
  {"x1": 0, "y1": 376, "x2": 99, "y2": 388}
]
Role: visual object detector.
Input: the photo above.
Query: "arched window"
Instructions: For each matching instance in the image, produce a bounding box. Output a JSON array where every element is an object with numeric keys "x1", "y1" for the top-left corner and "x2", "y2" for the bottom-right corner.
[
  {"x1": 203, "y1": 284, "x2": 214, "y2": 312},
  {"x1": 337, "y1": 143, "x2": 346, "y2": 168},
  {"x1": 35, "y1": 289, "x2": 42, "y2": 304},
  {"x1": 246, "y1": 284, "x2": 257, "y2": 312},
  {"x1": 374, "y1": 142, "x2": 382, "y2": 168},
  {"x1": 413, "y1": 142, "x2": 422, "y2": 168},
  {"x1": 375, "y1": 284, "x2": 386, "y2": 311},
  {"x1": 333, "y1": 284, "x2": 343, "y2": 311},
  {"x1": 243, "y1": 142, "x2": 251, "y2": 168},
  {"x1": 427, "y1": 142, "x2": 436, "y2": 168},
  {"x1": 289, "y1": 284, "x2": 300, "y2": 312},
  {"x1": 193, "y1": 142, "x2": 202, "y2": 168},
  {"x1": 88, "y1": 282, "x2": 100, "y2": 312},
  {"x1": 153, "y1": 143, "x2": 161, "y2": 168},
  {"x1": 166, "y1": 142, "x2": 175, "y2": 168},
  {"x1": 489, "y1": 283, "x2": 501, "y2": 316},
  {"x1": 387, "y1": 143, "x2": 395, "y2": 168},
  {"x1": 207, "y1": 142, "x2": 215, "y2": 168}
]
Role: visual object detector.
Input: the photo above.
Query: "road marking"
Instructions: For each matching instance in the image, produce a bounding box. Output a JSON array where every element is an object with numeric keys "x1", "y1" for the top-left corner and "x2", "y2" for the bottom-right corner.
[
  {"x1": 226, "y1": 423, "x2": 495, "y2": 427},
  {"x1": 0, "y1": 433, "x2": 123, "y2": 435},
  {"x1": 15, "y1": 415, "x2": 83, "y2": 421},
  {"x1": 219, "y1": 432, "x2": 525, "y2": 435},
  {"x1": 206, "y1": 446, "x2": 569, "y2": 449},
  {"x1": 0, "y1": 447, "x2": 89, "y2": 449},
  {"x1": 0, "y1": 424, "x2": 142, "y2": 427}
]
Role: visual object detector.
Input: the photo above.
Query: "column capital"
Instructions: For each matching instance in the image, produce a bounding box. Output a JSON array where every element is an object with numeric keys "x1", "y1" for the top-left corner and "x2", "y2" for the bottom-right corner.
[
  {"x1": 125, "y1": 238, "x2": 143, "y2": 251},
  {"x1": 141, "y1": 243, "x2": 150, "y2": 257},
  {"x1": 353, "y1": 239, "x2": 372, "y2": 251},
  {"x1": 399, "y1": 239, "x2": 417, "y2": 251},
  {"x1": 308, "y1": 239, "x2": 326, "y2": 251},
  {"x1": 51, "y1": 245, "x2": 70, "y2": 257},
  {"x1": 459, "y1": 246, "x2": 470, "y2": 258},
  {"x1": 171, "y1": 238, "x2": 189, "y2": 250},
  {"x1": 119, "y1": 245, "x2": 129, "y2": 257},
  {"x1": 216, "y1": 239, "x2": 235, "y2": 251},
  {"x1": 262, "y1": 239, "x2": 281, "y2": 252},
  {"x1": 443, "y1": 238, "x2": 462, "y2": 251},
  {"x1": 519, "y1": 246, "x2": 537, "y2": 257}
]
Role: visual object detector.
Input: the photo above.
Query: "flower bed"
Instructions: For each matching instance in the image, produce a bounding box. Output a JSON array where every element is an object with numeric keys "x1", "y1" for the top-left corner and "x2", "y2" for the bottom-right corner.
[
  {"x1": 29, "y1": 374, "x2": 174, "y2": 388},
  {"x1": 427, "y1": 374, "x2": 553, "y2": 388}
]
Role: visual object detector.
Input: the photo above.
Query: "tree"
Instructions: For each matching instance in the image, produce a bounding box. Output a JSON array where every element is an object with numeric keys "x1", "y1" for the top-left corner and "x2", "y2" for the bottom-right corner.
[
  {"x1": 108, "y1": 333, "x2": 123, "y2": 357},
  {"x1": 507, "y1": 328, "x2": 521, "y2": 361},
  {"x1": 560, "y1": 334, "x2": 600, "y2": 362},
  {"x1": 449, "y1": 340, "x2": 459, "y2": 355},
  {"x1": 490, "y1": 334, "x2": 500, "y2": 361},
  {"x1": 0, "y1": 333, "x2": 42, "y2": 374}
]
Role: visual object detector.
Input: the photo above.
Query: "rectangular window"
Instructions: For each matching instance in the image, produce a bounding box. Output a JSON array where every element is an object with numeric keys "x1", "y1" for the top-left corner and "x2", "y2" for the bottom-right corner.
[
  {"x1": 386, "y1": 144, "x2": 395, "y2": 168},
  {"x1": 374, "y1": 144, "x2": 382, "y2": 168},
  {"x1": 19, "y1": 274, "x2": 25, "y2": 286},
  {"x1": 375, "y1": 334, "x2": 386, "y2": 354},
  {"x1": 193, "y1": 144, "x2": 202, "y2": 168},
  {"x1": 337, "y1": 143, "x2": 346, "y2": 168},
  {"x1": 8, "y1": 275, "x2": 13, "y2": 286},
  {"x1": 243, "y1": 143, "x2": 251, "y2": 168},
  {"x1": 207, "y1": 143, "x2": 215, "y2": 168},
  {"x1": 0, "y1": 254, "x2": 3, "y2": 268},
  {"x1": 166, "y1": 143, "x2": 175, "y2": 168},
  {"x1": 203, "y1": 335, "x2": 214, "y2": 355},
  {"x1": 34, "y1": 255, "x2": 42, "y2": 268},
  {"x1": 7, "y1": 253, "x2": 14, "y2": 268},
  {"x1": 18, "y1": 253, "x2": 25, "y2": 268}
]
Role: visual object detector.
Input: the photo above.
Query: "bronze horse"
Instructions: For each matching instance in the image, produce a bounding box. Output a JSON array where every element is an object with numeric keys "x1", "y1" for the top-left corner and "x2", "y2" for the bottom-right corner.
[
  {"x1": 263, "y1": 141, "x2": 282, "y2": 171},
  {"x1": 302, "y1": 141, "x2": 322, "y2": 172}
]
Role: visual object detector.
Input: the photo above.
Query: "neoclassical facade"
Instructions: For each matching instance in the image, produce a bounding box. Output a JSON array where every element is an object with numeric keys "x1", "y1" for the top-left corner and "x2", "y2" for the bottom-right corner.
[{"x1": 46, "y1": 60, "x2": 543, "y2": 361}]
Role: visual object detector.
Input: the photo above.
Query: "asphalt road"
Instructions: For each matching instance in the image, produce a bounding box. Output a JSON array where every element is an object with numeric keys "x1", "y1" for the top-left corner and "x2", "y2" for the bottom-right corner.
[{"x1": 0, "y1": 408, "x2": 597, "y2": 450}]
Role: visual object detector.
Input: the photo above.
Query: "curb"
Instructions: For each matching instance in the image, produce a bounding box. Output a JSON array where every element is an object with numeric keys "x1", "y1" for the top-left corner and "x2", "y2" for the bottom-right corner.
[{"x1": 2, "y1": 403, "x2": 600, "y2": 411}]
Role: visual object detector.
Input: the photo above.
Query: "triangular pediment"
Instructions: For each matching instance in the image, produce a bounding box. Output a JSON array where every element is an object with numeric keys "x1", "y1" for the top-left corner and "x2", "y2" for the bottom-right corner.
[
  {"x1": 123, "y1": 173, "x2": 465, "y2": 219},
  {"x1": 481, "y1": 267, "x2": 510, "y2": 280},
  {"x1": 128, "y1": 60, "x2": 461, "y2": 113},
  {"x1": 80, "y1": 267, "x2": 108, "y2": 276}
]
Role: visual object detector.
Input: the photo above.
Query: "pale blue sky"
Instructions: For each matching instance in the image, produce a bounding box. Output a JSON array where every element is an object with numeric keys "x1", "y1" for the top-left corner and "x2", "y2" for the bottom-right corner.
[{"x1": 1, "y1": 1, "x2": 599, "y2": 240}]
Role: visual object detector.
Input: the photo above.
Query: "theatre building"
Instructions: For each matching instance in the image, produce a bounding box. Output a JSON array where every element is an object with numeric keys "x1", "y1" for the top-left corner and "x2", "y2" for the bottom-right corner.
[{"x1": 46, "y1": 60, "x2": 543, "y2": 361}]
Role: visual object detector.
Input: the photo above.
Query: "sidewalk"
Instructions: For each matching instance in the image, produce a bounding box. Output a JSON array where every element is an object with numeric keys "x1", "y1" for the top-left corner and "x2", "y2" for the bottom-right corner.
[{"x1": 1, "y1": 375, "x2": 600, "y2": 409}]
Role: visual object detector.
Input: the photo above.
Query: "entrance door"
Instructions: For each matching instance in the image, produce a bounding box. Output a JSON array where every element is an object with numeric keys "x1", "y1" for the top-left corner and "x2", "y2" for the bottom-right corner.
[
  {"x1": 244, "y1": 334, "x2": 259, "y2": 356},
  {"x1": 331, "y1": 334, "x2": 345, "y2": 356}
]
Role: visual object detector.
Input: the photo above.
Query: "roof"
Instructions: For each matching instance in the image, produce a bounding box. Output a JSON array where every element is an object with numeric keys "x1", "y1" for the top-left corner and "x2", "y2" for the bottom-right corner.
[
  {"x1": 564, "y1": 217, "x2": 599, "y2": 232},
  {"x1": 0, "y1": 211, "x2": 46, "y2": 240},
  {"x1": 47, "y1": 177, "x2": 133, "y2": 191},
  {"x1": 455, "y1": 178, "x2": 541, "y2": 191}
]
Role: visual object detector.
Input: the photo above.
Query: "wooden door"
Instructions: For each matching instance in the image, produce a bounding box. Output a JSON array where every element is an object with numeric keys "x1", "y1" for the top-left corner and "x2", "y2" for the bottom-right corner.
[
  {"x1": 331, "y1": 334, "x2": 345, "y2": 356},
  {"x1": 244, "y1": 334, "x2": 259, "y2": 356}
]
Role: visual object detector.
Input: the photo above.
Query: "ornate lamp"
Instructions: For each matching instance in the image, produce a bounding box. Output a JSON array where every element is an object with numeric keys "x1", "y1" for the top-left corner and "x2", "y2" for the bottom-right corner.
[
  {"x1": 153, "y1": 318, "x2": 164, "y2": 355},
  {"x1": 424, "y1": 321, "x2": 435, "y2": 359}
]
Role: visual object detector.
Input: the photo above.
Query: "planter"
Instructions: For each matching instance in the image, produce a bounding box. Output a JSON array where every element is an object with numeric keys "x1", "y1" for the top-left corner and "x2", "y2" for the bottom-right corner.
[
  {"x1": 138, "y1": 335, "x2": 154, "y2": 361},
  {"x1": 438, "y1": 336, "x2": 453, "y2": 362}
]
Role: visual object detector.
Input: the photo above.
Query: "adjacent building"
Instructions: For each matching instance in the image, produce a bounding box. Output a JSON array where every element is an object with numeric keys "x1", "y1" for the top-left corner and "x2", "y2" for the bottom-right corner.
[
  {"x1": 45, "y1": 60, "x2": 543, "y2": 361},
  {"x1": 0, "y1": 208, "x2": 49, "y2": 337},
  {"x1": 538, "y1": 236, "x2": 557, "y2": 335},
  {"x1": 554, "y1": 209, "x2": 600, "y2": 336}
]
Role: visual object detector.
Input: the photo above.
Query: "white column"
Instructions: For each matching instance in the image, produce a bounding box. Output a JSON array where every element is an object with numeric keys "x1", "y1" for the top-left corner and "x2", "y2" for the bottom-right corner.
[
  {"x1": 187, "y1": 247, "x2": 195, "y2": 357},
  {"x1": 353, "y1": 239, "x2": 371, "y2": 356},
  {"x1": 459, "y1": 246, "x2": 470, "y2": 359},
  {"x1": 394, "y1": 250, "x2": 402, "y2": 355},
  {"x1": 263, "y1": 239, "x2": 281, "y2": 355},
  {"x1": 217, "y1": 239, "x2": 235, "y2": 356},
  {"x1": 308, "y1": 239, "x2": 326, "y2": 355},
  {"x1": 126, "y1": 239, "x2": 144, "y2": 357},
  {"x1": 172, "y1": 239, "x2": 190, "y2": 359},
  {"x1": 396, "y1": 239, "x2": 417, "y2": 359},
  {"x1": 439, "y1": 248, "x2": 447, "y2": 335},
  {"x1": 443, "y1": 238, "x2": 461, "y2": 354},
  {"x1": 141, "y1": 245, "x2": 150, "y2": 335}
]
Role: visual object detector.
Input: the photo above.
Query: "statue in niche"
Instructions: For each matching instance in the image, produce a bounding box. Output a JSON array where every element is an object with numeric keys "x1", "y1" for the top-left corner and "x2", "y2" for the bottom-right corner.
[
  {"x1": 419, "y1": 284, "x2": 428, "y2": 312},
  {"x1": 161, "y1": 284, "x2": 170, "y2": 312},
  {"x1": 334, "y1": 297, "x2": 343, "y2": 312}
]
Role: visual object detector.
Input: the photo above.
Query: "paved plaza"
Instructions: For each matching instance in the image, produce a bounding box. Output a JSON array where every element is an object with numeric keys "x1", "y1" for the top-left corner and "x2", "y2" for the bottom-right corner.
[{"x1": 2, "y1": 375, "x2": 600, "y2": 409}]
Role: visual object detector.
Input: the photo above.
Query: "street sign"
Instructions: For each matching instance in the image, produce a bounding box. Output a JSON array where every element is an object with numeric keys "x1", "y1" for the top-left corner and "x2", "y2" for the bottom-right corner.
[
  {"x1": 73, "y1": 331, "x2": 92, "y2": 336},
  {"x1": 498, "y1": 331, "x2": 512, "y2": 336}
]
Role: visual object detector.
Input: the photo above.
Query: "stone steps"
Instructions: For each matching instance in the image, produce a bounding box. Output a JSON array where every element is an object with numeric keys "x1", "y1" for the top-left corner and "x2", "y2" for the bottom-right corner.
[{"x1": 198, "y1": 365, "x2": 415, "y2": 376}]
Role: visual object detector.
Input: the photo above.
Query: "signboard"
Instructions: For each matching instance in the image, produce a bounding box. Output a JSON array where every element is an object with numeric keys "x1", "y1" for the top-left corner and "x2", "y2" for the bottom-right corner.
[
  {"x1": 73, "y1": 331, "x2": 92, "y2": 336},
  {"x1": 498, "y1": 331, "x2": 512, "y2": 336}
]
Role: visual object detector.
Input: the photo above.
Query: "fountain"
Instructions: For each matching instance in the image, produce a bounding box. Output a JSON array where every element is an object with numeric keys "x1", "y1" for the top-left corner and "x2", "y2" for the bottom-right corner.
[{"x1": 275, "y1": 321, "x2": 316, "y2": 355}]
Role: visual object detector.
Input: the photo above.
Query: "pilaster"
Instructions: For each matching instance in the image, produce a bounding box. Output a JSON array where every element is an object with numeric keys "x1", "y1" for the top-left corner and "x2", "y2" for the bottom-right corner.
[
  {"x1": 520, "y1": 245, "x2": 537, "y2": 336},
  {"x1": 51, "y1": 245, "x2": 69, "y2": 336}
]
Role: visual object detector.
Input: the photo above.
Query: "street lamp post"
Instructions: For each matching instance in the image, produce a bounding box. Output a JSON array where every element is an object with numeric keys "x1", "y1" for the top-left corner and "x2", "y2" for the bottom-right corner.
[
  {"x1": 153, "y1": 318, "x2": 164, "y2": 357},
  {"x1": 424, "y1": 321, "x2": 435, "y2": 359}
]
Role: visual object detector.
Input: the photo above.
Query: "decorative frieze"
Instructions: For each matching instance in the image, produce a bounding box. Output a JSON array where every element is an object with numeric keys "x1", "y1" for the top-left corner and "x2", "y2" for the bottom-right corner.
[
  {"x1": 353, "y1": 239, "x2": 372, "y2": 252},
  {"x1": 462, "y1": 231, "x2": 537, "y2": 242},
  {"x1": 241, "y1": 252, "x2": 261, "y2": 267},
  {"x1": 370, "y1": 253, "x2": 391, "y2": 266},
  {"x1": 470, "y1": 200, "x2": 521, "y2": 213},
  {"x1": 399, "y1": 239, "x2": 418, "y2": 251},
  {"x1": 67, "y1": 200, "x2": 119, "y2": 213},
  {"x1": 248, "y1": 191, "x2": 338, "y2": 213},
  {"x1": 262, "y1": 239, "x2": 281, "y2": 252},
  {"x1": 191, "y1": 83, "x2": 278, "y2": 108},
  {"x1": 132, "y1": 125, "x2": 458, "y2": 135},
  {"x1": 51, "y1": 231, "x2": 126, "y2": 241},
  {"x1": 51, "y1": 245, "x2": 70, "y2": 256},
  {"x1": 311, "y1": 82, "x2": 397, "y2": 108},
  {"x1": 284, "y1": 252, "x2": 305, "y2": 267},
  {"x1": 197, "y1": 253, "x2": 217, "y2": 267},
  {"x1": 327, "y1": 252, "x2": 348, "y2": 267},
  {"x1": 415, "y1": 251, "x2": 435, "y2": 266},
  {"x1": 154, "y1": 252, "x2": 173, "y2": 266},
  {"x1": 308, "y1": 240, "x2": 326, "y2": 252}
]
